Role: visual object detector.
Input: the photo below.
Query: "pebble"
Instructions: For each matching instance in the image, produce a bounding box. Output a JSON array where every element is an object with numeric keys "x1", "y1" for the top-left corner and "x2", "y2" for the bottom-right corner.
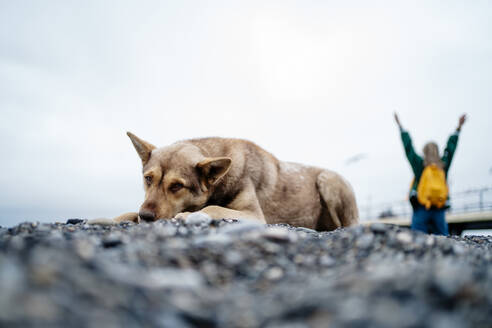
[
  {"x1": 185, "y1": 212, "x2": 212, "y2": 226},
  {"x1": 66, "y1": 218, "x2": 85, "y2": 225},
  {"x1": 319, "y1": 255, "x2": 336, "y2": 267},
  {"x1": 195, "y1": 233, "x2": 233, "y2": 246},
  {"x1": 356, "y1": 233, "x2": 374, "y2": 249},
  {"x1": 37, "y1": 223, "x2": 54, "y2": 232},
  {"x1": 264, "y1": 266, "x2": 284, "y2": 281},
  {"x1": 102, "y1": 238, "x2": 123, "y2": 248},
  {"x1": 218, "y1": 219, "x2": 265, "y2": 235},
  {"x1": 154, "y1": 224, "x2": 178, "y2": 237},
  {"x1": 0, "y1": 220, "x2": 490, "y2": 328},
  {"x1": 425, "y1": 235, "x2": 435, "y2": 247},
  {"x1": 146, "y1": 268, "x2": 204, "y2": 289},
  {"x1": 396, "y1": 231, "x2": 413, "y2": 244},
  {"x1": 262, "y1": 227, "x2": 292, "y2": 242},
  {"x1": 370, "y1": 222, "x2": 388, "y2": 233},
  {"x1": 224, "y1": 250, "x2": 244, "y2": 266},
  {"x1": 452, "y1": 244, "x2": 466, "y2": 255},
  {"x1": 74, "y1": 239, "x2": 95, "y2": 260},
  {"x1": 295, "y1": 227, "x2": 318, "y2": 234}
]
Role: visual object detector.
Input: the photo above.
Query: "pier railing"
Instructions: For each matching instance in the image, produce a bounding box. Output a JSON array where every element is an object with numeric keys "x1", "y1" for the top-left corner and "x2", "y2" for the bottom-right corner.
[{"x1": 359, "y1": 186, "x2": 492, "y2": 221}]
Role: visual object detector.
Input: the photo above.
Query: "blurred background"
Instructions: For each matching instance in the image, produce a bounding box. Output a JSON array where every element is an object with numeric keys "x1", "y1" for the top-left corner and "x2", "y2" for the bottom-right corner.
[{"x1": 1, "y1": 0, "x2": 491, "y2": 227}]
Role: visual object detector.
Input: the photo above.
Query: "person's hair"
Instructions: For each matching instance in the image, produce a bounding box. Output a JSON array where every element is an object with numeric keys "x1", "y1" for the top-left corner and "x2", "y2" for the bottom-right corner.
[{"x1": 423, "y1": 142, "x2": 444, "y2": 169}]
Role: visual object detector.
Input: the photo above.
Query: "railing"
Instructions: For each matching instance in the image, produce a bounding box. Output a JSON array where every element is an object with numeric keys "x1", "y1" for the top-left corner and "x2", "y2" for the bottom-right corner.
[{"x1": 359, "y1": 186, "x2": 492, "y2": 221}]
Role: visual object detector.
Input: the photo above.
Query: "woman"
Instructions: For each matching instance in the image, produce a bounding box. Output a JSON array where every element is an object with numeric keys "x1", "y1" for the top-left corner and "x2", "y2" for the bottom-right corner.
[{"x1": 394, "y1": 113, "x2": 466, "y2": 235}]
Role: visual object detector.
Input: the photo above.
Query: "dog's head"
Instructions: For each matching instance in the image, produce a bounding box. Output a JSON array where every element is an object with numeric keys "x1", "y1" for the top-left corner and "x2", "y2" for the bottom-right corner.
[{"x1": 127, "y1": 132, "x2": 231, "y2": 222}]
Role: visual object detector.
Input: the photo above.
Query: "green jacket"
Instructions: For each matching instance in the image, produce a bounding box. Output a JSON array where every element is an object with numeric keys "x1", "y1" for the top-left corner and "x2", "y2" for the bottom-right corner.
[{"x1": 400, "y1": 128, "x2": 460, "y2": 207}]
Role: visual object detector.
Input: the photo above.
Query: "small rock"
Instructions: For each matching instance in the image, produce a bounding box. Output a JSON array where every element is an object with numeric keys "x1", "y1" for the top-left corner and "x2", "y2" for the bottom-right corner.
[
  {"x1": 351, "y1": 225, "x2": 365, "y2": 236},
  {"x1": 224, "y1": 250, "x2": 244, "y2": 266},
  {"x1": 87, "y1": 218, "x2": 116, "y2": 225},
  {"x1": 396, "y1": 231, "x2": 413, "y2": 244},
  {"x1": 370, "y1": 223, "x2": 388, "y2": 233},
  {"x1": 264, "y1": 266, "x2": 284, "y2": 280},
  {"x1": 185, "y1": 212, "x2": 212, "y2": 226},
  {"x1": 219, "y1": 219, "x2": 265, "y2": 235},
  {"x1": 265, "y1": 323, "x2": 309, "y2": 328},
  {"x1": 195, "y1": 233, "x2": 232, "y2": 246},
  {"x1": 1, "y1": 217, "x2": 491, "y2": 327},
  {"x1": 74, "y1": 239, "x2": 95, "y2": 260},
  {"x1": 262, "y1": 227, "x2": 292, "y2": 243},
  {"x1": 104, "y1": 264, "x2": 204, "y2": 290},
  {"x1": 24, "y1": 293, "x2": 60, "y2": 321},
  {"x1": 295, "y1": 227, "x2": 318, "y2": 234},
  {"x1": 433, "y1": 261, "x2": 472, "y2": 297},
  {"x1": 425, "y1": 235, "x2": 435, "y2": 247},
  {"x1": 146, "y1": 268, "x2": 204, "y2": 289},
  {"x1": 356, "y1": 233, "x2": 374, "y2": 249},
  {"x1": 102, "y1": 238, "x2": 123, "y2": 248},
  {"x1": 37, "y1": 223, "x2": 53, "y2": 232},
  {"x1": 452, "y1": 244, "x2": 466, "y2": 255},
  {"x1": 319, "y1": 255, "x2": 336, "y2": 267},
  {"x1": 66, "y1": 218, "x2": 85, "y2": 225},
  {"x1": 154, "y1": 224, "x2": 178, "y2": 237}
]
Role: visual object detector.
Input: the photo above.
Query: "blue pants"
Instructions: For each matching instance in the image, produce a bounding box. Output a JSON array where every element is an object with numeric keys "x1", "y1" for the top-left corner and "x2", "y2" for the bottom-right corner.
[{"x1": 411, "y1": 206, "x2": 449, "y2": 236}]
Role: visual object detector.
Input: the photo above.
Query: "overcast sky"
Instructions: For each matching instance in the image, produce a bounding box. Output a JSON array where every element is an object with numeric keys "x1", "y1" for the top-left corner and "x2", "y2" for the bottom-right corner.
[{"x1": 1, "y1": 0, "x2": 491, "y2": 227}]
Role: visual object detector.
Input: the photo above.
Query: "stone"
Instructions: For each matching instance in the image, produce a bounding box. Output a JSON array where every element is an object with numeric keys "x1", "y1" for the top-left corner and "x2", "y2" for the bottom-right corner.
[
  {"x1": 87, "y1": 218, "x2": 117, "y2": 225},
  {"x1": 452, "y1": 244, "x2": 466, "y2": 255},
  {"x1": 74, "y1": 239, "x2": 95, "y2": 260},
  {"x1": 24, "y1": 293, "x2": 60, "y2": 320},
  {"x1": 37, "y1": 223, "x2": 54, "y2": 232},
  {"x1": 219, "y1": 219, "x2": 265, "y2": 235},
  {"x1": 264, "y1": 266, "x2": 284, "y2": 280},
  {"x1": 295, "y1": 227, "x2": 318, "y2": 234},
  {"x1": 370, "y1": 223, "x2": 388, "y2": 233},
  {"x1": 154, "y1": 224, "x2": 178, "y2": 237},
  {"x1": 185, "y1": 212, "x2": 212, "y2": 226},
  {"x1": 224, "y1": 250, "x2": 243, "y2": 266},
  {"x1": 102, "y1": 238, "x2": 123, "y2": 248},
  {"x1": 0, "y1": 220, "x2": 490, "y2": 327},
  {"x1": 425, "y1": 235, "x2": 435, "y2": 247},
  {"x1": 195, "y1": 233, "x2": 233, "y2": 246},
  {"x1": 66, "y1": 218, "x2": 85, "y2": 225},
  {"x1": 319, "y1": 255, "x2": 336, "y2": 267},
  {"x1": 356, "y1": 233, "x2": 374, "y2": 249},
  {"x1": 396, "y1": 231, "x2": 413, "y2": 244},
  {"x1": 262, "y1": 227, "x2": 293, "y2": 243}
]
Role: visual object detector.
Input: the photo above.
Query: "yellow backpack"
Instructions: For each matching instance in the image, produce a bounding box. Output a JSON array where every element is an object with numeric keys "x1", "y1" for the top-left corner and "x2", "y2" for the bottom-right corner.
[{"x1": 417, "y1": 164, "x2": 448, "y2": 209}]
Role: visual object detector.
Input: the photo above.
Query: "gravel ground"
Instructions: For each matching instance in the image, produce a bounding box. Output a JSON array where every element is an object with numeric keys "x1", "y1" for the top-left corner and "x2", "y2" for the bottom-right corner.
[{"x1": 0, "y1": 215, "x2": 491, "y2": 328}]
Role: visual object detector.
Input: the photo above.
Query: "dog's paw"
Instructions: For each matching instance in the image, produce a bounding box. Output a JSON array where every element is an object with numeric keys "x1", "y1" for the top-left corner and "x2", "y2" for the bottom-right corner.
[
  {"x1": 113, "y1": 212, "x2": 140, "y2": 223},
  {"x1": 87, "y1": 218, "x2": 117, "y2": 225},
  {"x1": 174, "y1": 212, "x2": 192, "y2": 220}
]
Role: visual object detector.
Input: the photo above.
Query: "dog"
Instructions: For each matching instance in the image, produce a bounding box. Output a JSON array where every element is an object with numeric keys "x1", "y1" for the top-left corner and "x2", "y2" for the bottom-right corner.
[{"x1": 110, "y1": 133, "x2": 359, "y2": 231}]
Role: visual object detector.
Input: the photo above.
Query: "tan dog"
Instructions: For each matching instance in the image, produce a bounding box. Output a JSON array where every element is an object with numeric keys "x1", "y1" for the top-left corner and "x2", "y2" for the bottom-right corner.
[{"x1": 113, "y1": 133, "x2": 359, "y2": 230}]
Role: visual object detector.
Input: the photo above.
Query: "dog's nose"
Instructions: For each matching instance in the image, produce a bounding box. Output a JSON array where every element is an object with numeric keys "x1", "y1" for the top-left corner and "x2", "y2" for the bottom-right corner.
[{"x1": 139, "y1": 211, "x2": 156, "y2": 222}]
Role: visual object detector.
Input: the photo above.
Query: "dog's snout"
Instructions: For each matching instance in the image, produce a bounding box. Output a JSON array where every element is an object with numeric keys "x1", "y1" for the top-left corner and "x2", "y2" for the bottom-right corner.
[{"x1": 139, "y1": 211, "x2": 156, "y2": 222}]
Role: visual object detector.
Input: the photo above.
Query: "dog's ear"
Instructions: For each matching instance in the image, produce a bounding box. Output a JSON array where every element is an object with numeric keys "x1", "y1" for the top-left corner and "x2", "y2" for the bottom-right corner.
[
  {"x1": 127, "y1": 132, "x2": 156, "y2": 165},
  {"x1": 196, "y1": 157, "x2": 232, "y2": 186}
]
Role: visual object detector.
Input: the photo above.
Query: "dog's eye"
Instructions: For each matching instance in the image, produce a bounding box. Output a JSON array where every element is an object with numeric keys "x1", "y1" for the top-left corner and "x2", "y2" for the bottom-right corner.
[
  {"x1": 145, "y1": 176, "x2": 152, "y2": 185},
  {"x1": 169, "y1": 183, "x2": 184, "y2": 193}
]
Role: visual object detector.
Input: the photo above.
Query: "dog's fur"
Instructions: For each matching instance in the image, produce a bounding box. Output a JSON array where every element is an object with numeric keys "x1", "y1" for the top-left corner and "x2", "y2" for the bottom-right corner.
[{"x1": 113, "y1": 133, "x2": 359, "y2": 230}]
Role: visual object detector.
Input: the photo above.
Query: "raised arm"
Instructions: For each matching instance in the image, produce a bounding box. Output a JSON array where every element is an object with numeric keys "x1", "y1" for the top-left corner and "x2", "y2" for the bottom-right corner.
[
  {"x1": 442, "y1": 114, "x2": 466, "y2": 172},
  {"x1": 394, "y1": 113, "x2": 423, "y2": 175}
]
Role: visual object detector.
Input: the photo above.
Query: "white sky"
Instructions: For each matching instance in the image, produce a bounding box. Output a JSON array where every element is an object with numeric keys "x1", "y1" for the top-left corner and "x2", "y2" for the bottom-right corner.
[{"x1": 1, "y1": 0, "x2": 491, "y2": 226}]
